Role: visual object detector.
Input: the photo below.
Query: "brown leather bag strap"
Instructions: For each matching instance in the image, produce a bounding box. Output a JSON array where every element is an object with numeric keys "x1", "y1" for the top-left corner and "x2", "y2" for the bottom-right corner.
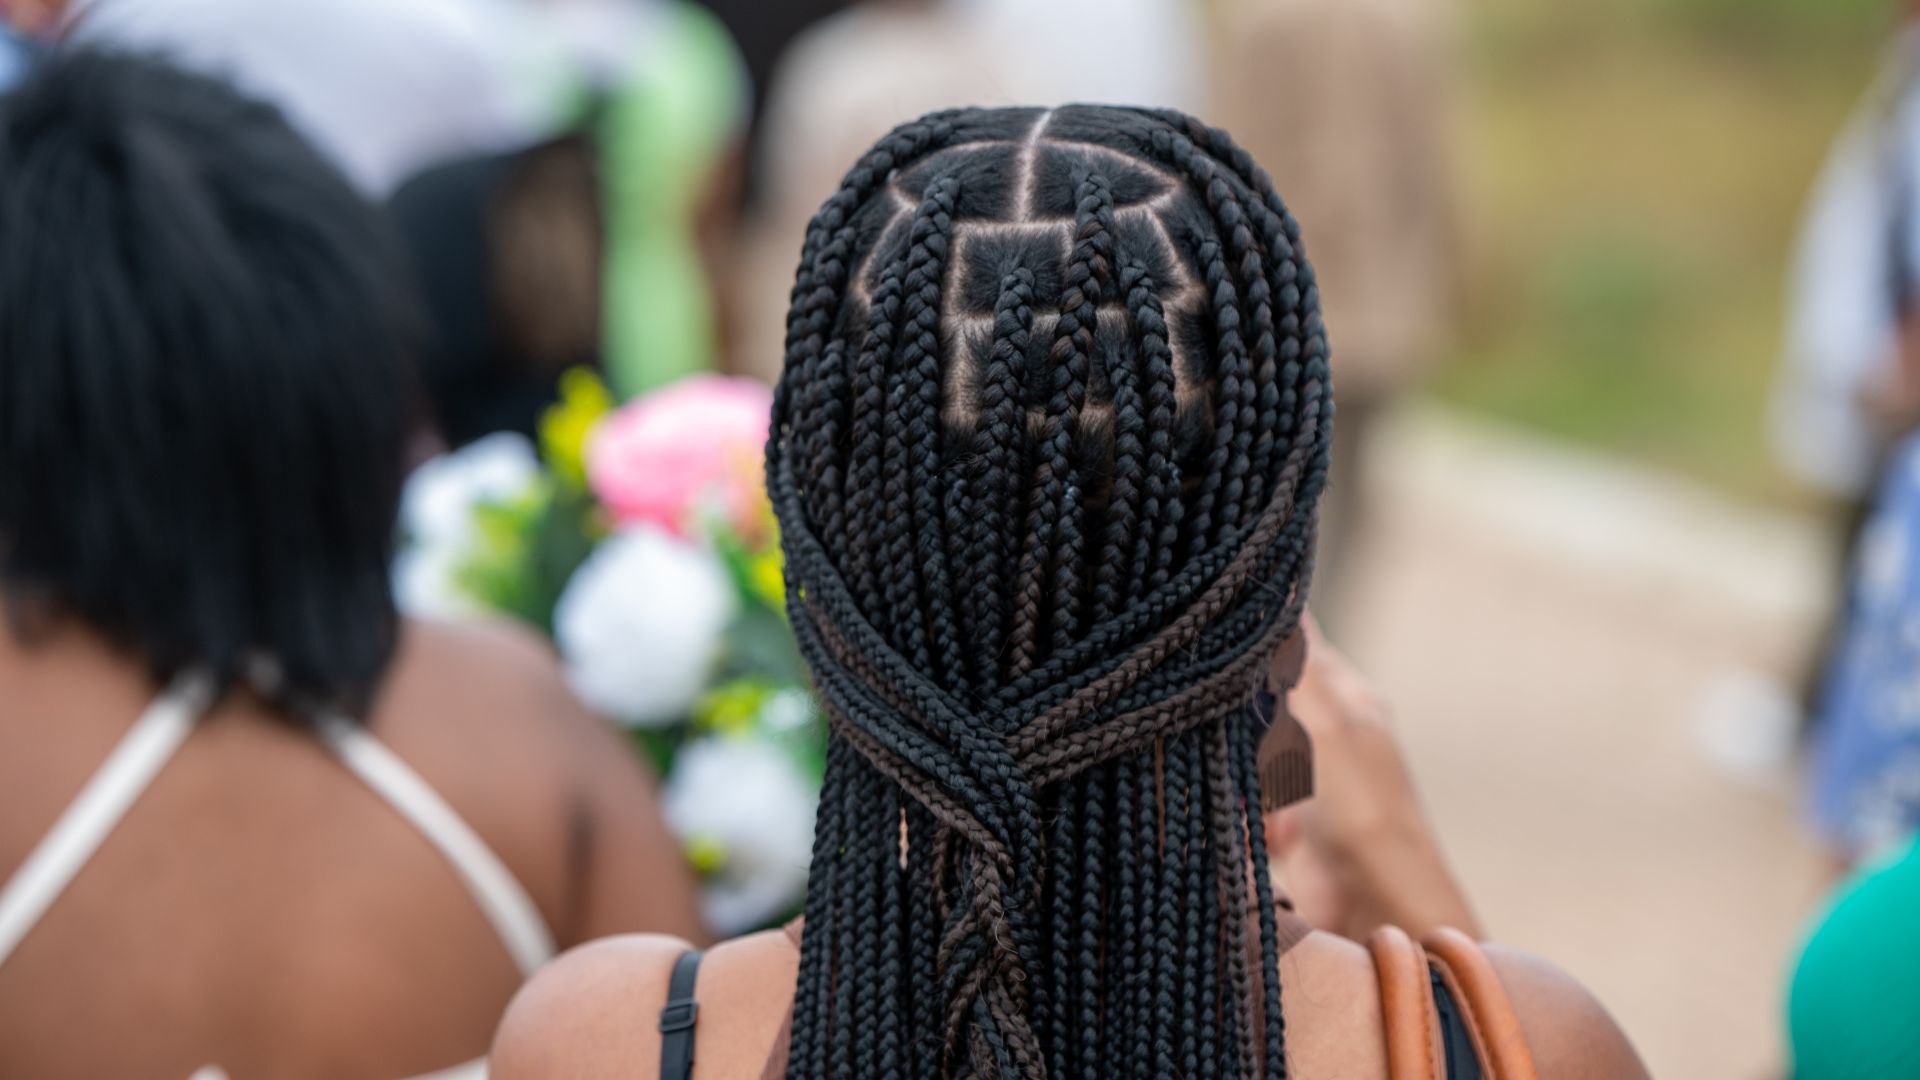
[
  {"x1": 1422, "y1": 928, "x2": 1540, "y2": 1080},
  {"x1": 1369, "y1": 926, "x2": 1440, "y2": 1080}
]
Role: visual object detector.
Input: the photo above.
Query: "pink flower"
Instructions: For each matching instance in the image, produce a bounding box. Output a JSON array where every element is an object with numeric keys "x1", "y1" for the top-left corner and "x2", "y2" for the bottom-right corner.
[{"x1": 587, "y1": 374, "x2": 773, "y2": 539}]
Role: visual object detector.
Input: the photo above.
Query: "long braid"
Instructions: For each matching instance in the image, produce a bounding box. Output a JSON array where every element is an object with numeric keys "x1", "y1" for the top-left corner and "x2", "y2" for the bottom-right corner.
[
  {"x1": 1070, "y1": 765, "x2": 1108, "y2": 1080},
  {"x1": 1044, "y1": 787, "x2": 1078, "y2": 1080},
  {"x1": 1141, "y1": 749, "x2": 1179, "y2": 1077},
  {"x1": 906, "y1": 804, "x2": 945, "y2": 1077},
  {"x1": 1233, "y1": 712, "x2": 1292, "y2": 1078},
  {"x1": 1165, "y1": 735, "x2": 1200, "y2": 1077},
  {"x1": 771, "y1": 106, "x2": 1331, "y2": 1080}
]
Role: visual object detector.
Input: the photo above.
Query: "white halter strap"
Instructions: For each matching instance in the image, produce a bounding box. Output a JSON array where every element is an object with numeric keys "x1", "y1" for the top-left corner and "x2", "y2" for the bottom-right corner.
[
  {"x1": 0, "y1": 671, "x2": 215, "y2": 967},
  {"x1": 315, "y1": 712, "x2": 554, "y2": 976},
  {"x1": 0, "y1": 675, "x2": 555, "y2": 978}
]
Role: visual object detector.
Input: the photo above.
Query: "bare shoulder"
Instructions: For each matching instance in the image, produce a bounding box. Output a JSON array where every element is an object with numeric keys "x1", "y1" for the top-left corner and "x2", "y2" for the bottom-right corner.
[
  {"x1": 493, "y1": 929, "x2": 800, "y2": 1080},
  {"x1": 1485, "y1": 945, "x2": 1650, "y2": 1080},
  {"x1": 374, "y1": 616, "x2": 606, "y2": 774},
  {"x1": 492, "y1": 933, "x2": 693, "y2": 1079},
  {"x1": 387, "y1": 617, "x2": 577, "y2": 719}
]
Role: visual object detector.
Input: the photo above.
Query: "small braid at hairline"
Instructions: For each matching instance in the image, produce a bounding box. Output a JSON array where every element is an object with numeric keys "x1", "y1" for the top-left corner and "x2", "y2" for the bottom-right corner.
[
  {"x1": 1121, "y1": 259, "x2": 1182, "y2": 596},
  {"x1": 974, "y1": 269, "x2": 1037, "y2": 692},
  {"x1": 1094, "y1": 262, "x2": 1149, "y2": 624},
  {"x1": 801, "y1": 338, "x2": 852, "y2": 545},
  {"x1": 768, "y1": 104, "x2": 1333, "y2": 1080},
  {"x1": 844, "y1": 265, "x2": 906, "y2": 607},
  {"x1": 774, "y1": 113, "x2": 960, "y2": 446},
  {"x1": 899, "y1": 174, "x2": 967, "y2": 692},
  {"x1": 877, "y1": 261, "x2": 933, "y2": 675},
  {"x1": 1044, "y1": 172, "x2": 1117, "y2": 657},
  {"x1": 1134, "y1": 110, "x2": 1326, "y2": 508}
]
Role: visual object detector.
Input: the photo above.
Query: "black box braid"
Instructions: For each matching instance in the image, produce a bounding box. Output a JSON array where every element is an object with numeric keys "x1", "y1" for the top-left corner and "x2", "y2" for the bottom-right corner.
[{"x1": 766, "y1": 104, "x2": 1334, "y2": 1080}]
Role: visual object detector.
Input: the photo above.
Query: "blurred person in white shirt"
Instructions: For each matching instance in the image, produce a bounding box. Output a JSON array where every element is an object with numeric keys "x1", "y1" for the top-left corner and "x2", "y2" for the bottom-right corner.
[{"x1": 64, "y1": 0, "x2": 553, "y2": 197}]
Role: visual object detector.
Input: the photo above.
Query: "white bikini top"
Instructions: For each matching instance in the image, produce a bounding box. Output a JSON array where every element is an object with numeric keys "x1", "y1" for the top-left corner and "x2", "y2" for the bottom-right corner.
[{"x1": 0, "y1": 671, "x2": 557, "y2": 1078}]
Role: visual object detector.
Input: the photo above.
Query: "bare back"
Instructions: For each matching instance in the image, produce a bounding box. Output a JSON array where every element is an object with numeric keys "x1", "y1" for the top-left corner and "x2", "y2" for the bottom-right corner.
[{"x1": 0, "y1": 617, "x2": 701, "y2": 1079}]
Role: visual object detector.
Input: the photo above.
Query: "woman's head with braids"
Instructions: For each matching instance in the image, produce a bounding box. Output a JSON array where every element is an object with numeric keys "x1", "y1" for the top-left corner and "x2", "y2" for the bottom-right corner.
[{"x1": 766, "y1": 105, "x2": 1332, "y2": 1080}]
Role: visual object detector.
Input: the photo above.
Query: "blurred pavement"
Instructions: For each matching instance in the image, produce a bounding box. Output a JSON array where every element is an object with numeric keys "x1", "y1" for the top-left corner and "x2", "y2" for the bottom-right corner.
[{"x1": 1342, "y1": 406, "x2": 1834, "y2": 1080}]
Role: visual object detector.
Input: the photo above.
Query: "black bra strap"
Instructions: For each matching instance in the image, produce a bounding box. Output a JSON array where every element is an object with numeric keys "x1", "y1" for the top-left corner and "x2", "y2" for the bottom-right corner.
[{"x1": 658, "y1": 949, "x2": 703, "y2": 1080}]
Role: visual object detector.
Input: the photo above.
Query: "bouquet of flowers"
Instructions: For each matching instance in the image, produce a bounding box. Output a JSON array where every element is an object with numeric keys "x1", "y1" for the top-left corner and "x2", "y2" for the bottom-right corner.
[{"x1": 396, "y1": 371, "x2": 822, "y2": 934}]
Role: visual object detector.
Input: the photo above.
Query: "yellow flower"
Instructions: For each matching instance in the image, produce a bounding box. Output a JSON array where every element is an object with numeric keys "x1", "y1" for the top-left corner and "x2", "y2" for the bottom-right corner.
[
  {"x1": 538, "y1": 367, "x2": 613, "y2": 488},
  {"x1": 684, "y1": 835, "x2": 728, "y2": 875},
  {"x1": 692, "y1": 681, "x2": 772, "y2": 738},
  {"x1": 747, "y1": 547, "x2": 786, "y2": 615}
]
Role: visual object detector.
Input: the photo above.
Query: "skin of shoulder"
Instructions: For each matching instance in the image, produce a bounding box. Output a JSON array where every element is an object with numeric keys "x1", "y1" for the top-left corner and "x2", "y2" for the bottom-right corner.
[
  {"x1": 492, "y1": 929, "x2": 798, "y2": 1079},
  {"x1": 378, "y1": 617, "x2": 706, "y2": 946},
  {"x1": 491, "y1": 929, "x2": 1647, "y2": 1079},
  {"x1": 1486, "y1": 945, "x2": 1651, "y2": 1080}
]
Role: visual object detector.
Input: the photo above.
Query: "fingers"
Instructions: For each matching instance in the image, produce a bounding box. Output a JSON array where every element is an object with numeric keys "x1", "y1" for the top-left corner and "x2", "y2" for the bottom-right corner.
[{"x1": 1264, "y1": 805, "x2": 1305, "y2": 852}]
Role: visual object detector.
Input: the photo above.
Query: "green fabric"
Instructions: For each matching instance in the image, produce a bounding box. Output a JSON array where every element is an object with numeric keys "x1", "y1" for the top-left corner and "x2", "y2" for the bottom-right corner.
[
  {"x1": 1788, "y1": 836, "x2": 1920, "y2": 1079},
  {"x1": 597, "y1": 1, "x2": 744, "y2": 398}
]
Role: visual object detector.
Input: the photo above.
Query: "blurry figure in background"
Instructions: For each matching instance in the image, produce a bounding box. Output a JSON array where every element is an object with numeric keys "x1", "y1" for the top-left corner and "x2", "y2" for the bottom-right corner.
[
  {"x1": 0, "y1": 24, "x2": 33, "y2": 90},
  {"x1": 1805, "y1": 433, "x2": 1920, "y2": 862},
  {"x1": 1773, "y1": 7, "x2": 1920, "y2": 501},
  {"x1": 0, "y1": 0, "x2": 64, "y2": 90},
  {"x1": 388, "y1": 0, "x2": 748, "y2": 445},
  {"x1": 0, "y1": 29, "x2": 28, "y2": 90},
  {"x1": 547, "y1": 0, "x2": 748, "y2": 398},
  {"x1": 0, "y1": 53, "x2": 700, "y2": 1078},
  {"x1": 389, "y1": 133, "x2": 607, "y2": 451},
  {"x1": 685, "y1": 0, "x2": 850, "y2": 201},
  {"x1": 1213, "y1": 0, "x2": 1456, "y2": 631},
  {"x1": 1779, "y1": 7, "x2": 1920, "y2": 833},
  {"x1": 1788, "y1": 831, "x2": 1920, "y2": 1078},
  {"x1": 729, "y1": 0, "x2": 1205, "y2": 382},
  {"x1": 64, "y1": 0, "x2": 552, "y2": 198}
]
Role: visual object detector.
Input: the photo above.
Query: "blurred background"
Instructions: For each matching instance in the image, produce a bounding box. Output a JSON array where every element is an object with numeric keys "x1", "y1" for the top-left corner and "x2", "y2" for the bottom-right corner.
[
  {"x1": 1319, "y1": 2, "x2": 1873, "y2": 1077},
  {"x1": 4, "y1": 0, "x2": 1904, "y2": 1075}
]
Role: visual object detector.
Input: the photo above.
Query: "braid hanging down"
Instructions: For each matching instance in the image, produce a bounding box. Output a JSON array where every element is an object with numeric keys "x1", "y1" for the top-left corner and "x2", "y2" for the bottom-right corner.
[{"x1": 767, "y1": 104, "x2": 1334, "y2": 1080}]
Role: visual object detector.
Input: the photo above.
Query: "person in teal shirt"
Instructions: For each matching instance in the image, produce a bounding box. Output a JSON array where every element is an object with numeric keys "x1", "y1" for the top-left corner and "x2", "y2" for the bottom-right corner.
[{"x1": 1788, "y1": 835, "x2": 1920, "y2": 1077}]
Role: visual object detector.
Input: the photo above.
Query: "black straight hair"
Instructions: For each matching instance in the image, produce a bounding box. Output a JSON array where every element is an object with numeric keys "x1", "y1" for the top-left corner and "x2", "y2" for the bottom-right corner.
[
  {"x1": 0, "y1": 50, "x2": 418, "y2": 716},
  {"x1": 768, "y1": 105, "x2": 1333, "y2": 1079}
]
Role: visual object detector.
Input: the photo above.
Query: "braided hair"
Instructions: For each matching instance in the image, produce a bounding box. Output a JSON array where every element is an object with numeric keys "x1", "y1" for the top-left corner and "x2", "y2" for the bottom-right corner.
[{"x1": 767, "y1": 105, "x2": 1333, "y2": 1080}]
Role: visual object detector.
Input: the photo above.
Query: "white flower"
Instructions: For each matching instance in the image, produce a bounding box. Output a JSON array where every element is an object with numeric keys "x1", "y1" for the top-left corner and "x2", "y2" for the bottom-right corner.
[
  {"x1": 393, "y1": 432, "x2": 542, "y2": 618},
  {"x1": 760, "y1": 688, "x2": 816, "y2": 734},
  {"x1": 401, "y1": 431, "x2": 542, "y2": 548},
  {"x1": 391, "y1": 544, "x2": 483, "y2": 620},
  {"x1": 554, "y1": 526, "x2": 735, "y2": 726},
  {"x1": 664, "y1": 735, "x2": 818, "y2": 934}
]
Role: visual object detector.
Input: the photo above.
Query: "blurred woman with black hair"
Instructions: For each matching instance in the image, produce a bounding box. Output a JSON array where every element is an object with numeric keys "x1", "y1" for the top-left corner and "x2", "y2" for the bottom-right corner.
[{"x1": 0, "y1": 51, "x2": 700, "y2": 1078}]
